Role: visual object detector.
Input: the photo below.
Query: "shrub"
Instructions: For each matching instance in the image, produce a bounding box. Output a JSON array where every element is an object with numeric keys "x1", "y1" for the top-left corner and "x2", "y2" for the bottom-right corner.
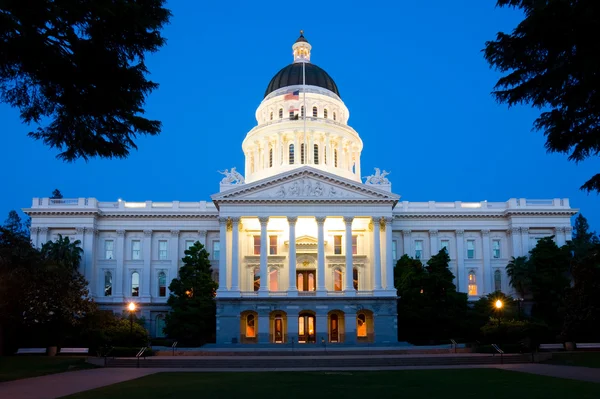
[{"x1": 481, "y1": 319, "x2": 550, "y2": 351}]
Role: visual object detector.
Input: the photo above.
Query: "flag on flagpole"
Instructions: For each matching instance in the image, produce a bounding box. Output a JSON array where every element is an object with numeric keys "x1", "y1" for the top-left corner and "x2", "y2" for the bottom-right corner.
[{"x1": 284, "y1": 90, "x2": 300, "y2": 101}]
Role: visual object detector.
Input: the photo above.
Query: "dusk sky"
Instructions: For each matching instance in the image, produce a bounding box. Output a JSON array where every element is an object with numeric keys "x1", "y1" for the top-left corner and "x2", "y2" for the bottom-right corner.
[{"x1": 1, "y1": 0, "x2": 598, "y2": 230}]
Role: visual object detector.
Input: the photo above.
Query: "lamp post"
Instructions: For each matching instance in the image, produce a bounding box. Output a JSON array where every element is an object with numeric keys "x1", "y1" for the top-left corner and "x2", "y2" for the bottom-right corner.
[
  {"x1": 495, "y1": 299, "x2": 504, "y2": 327},
  {"x1": 128, "y1": 302, "x2": 136, "y2": 347}
]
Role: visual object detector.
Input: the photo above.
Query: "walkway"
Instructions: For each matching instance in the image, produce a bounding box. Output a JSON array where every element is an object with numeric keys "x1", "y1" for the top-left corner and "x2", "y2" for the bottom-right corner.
[{"x1": 0, "y1": 363, "x2": 598, "y2": 398}]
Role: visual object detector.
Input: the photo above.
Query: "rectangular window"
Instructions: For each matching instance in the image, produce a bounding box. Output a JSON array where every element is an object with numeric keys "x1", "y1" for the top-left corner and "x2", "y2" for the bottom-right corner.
[
  {"x1": 392, "y1": 240, "x2": 398, "y2": 260},
  {"x1": 269, "y1": 269, "x2": 278, "y2": 291},
  {"x1": 105, "y1": 240, "x2": 114, "y2": 260},
  {"x1": 212, "y1": 241, "x2": 220, "y2": 260},
  {"x1": 334, "y1": 235, "x2": 342, "y2": 255},
  {"x1": 132, "y1": 240, "x2": 141, "y2": 260},
  {"x1": 467, "y1": 240, "x2": 475, "y2": 259},
  {"x1": 253, "y1": 236, "x2": 261, "y2": 255},
  {"x1": 159, "y1": 240, "x2": 168, "y2": 260},
  {"x1": 441, "y1": 240, "x2": 449, "y2": 251},
  {"x1": 415, "y1": 240, "x2": 423, "y2": 259},
  {"x1": 352, "y1": 235, "x2": 358, "y2": 255},
  {"x1": 185, "y1": 240, "x2": 194, "y2": 251},
  {"x1": 269, "y1": 235, "x2": 277, "y2": 255},
  {"x1": 492, "y1": 240, "x2": 501, "y2": 259}
]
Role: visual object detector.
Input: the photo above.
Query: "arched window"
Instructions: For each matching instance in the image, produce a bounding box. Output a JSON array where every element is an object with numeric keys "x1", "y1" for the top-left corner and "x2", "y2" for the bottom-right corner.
[
  {"x1": 104, "y1": 271, "x2": 112, "y2": 296},
  {"x1": 297, "y1": 273, "x2": 304, "y2": 291},
  {"x1": 324, "y1": 109, "x2": 328, "y2": 119},
  {"x1": 156, "y1": 314, "x2": 166, "y2": 337},
  {"x1": 312, "y1": 106, "x2": 317, "y2": 117},
  {"x1": 494, "y1": 270, "x2": 502, "y2": 292},
  {"x1": 246, "y1": 314, "x2": 256, "y2": 338},
  {"x1": 278, "y1": 108, "x2": 283, "y2": 119},
  {"x1": 313, "y1": 144, "x2": 319, "y2": 164},
  {"x1": 270, "y1": 111, "x2": 273, "y2": 120},
  {"x1": 301, "y1": 106, "x2": 305, "y2": 117},
  {"x1": 289, "y1": 144, "x2": 295, "y2": 164},
  {"x1": 269, "y1": 268, "x2": 278, "y2": 291},
  {"x1": 308, "y1": 272, "x2": 315, "y2": 291},
  {"x1": 300, "y1": 144, "x2": 305, "y2": 164},
  {"x1": 269, "y1": 148, "x2": 273, "y2": 168},
  {"x1": 333, "y1": 112, "x2": 336, "y2": 121},
  {"x1": 357, "y1": 313, "x2": 367, "y2": 337},
  {"x1": 468, "y1": 271, "x2": 477, "y2": 296},
  {"x1": 131, "y1": 272, "x2": 140, "y2": 297},
  {"x1": 353, "y1": 267, "x2": 359, "y2": 290},
  {"x1": 333, "y1": 268, "x2": 342, "y2": 291},
  {"x1": 334, "y1": 149, "x2": 338, "y2": 167},
  {"x1": 158, "y1": 271, "x2": 166, "y2": 297}
]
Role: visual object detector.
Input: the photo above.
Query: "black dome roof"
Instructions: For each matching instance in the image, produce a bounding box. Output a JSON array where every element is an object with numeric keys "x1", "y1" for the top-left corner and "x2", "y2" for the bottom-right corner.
[{"x1": 264, "y1": 63, "x2": 340, "y2": 98}]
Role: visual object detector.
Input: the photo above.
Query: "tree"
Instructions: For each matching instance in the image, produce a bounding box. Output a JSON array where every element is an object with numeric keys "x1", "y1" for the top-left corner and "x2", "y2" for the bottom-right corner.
[
  {"x1": 3, "y1": 210, "x2": 27, "y2": 236},
  {"x1": 164, "y1": 242, "x2": 218, "y2": 345},
  {"x1": 51, "y1": 189, "x2": 63, "y2": 199},
  {"x1": 0, "y1": 1, "x2": 171, "y2": 161},
  {"x1": 484, "y1": 1, "x2": 600, "y2": 192},
  {"x1": 506, "y1": 256, "x2": 532, "y2": 299},
  {"x1": 571, "y1": 214, "x2": 599, "y2": 258},
  {"x1": 41, "y1": 234, "x2": 83, "y2": 270}
]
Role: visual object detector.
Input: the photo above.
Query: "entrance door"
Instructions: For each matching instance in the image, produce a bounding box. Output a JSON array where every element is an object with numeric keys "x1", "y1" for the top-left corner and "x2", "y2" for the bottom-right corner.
[
  {"x1": 330, "y1": 314, "x2": 339, "y2": 343},
  {"x1": 298, "y1": 313, "x2": 316, "y2": 343},
  {"x1": 274, "y1": 317, "x2": 283, "y2": 343},
  {"x1": 297, "y1": 270, "x2": 316, "y2": 292}
]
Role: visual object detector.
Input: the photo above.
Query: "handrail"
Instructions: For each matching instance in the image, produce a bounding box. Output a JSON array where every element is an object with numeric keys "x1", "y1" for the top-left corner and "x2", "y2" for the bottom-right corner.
[
  {"x1": 171, "y1": 341, "x2": 178, "y2": 356},
  {"x1": 450, "y1": 339, "x2": 458, "y2": 353},
  {"x1": 491, "y1": 344, "x2": 505, "y2": 364},
  {"x1": 136, "y1": 347, "x2": 147, "y2": 368},
  {"x1": 100, "y1": 346, "x2": 114, "y2": 367}
]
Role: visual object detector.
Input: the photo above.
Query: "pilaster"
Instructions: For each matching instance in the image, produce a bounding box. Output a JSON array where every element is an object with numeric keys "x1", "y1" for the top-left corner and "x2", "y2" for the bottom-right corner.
[
  {"x1": 217, "y1": 217, "x2": 228, "y2": 293},
  {"x1": 141, "y1": 229, "x2": 152, "y2": 300},
  {"x1": 429, "y1": 229, "x2": 438, "y2": 256},
  {"x1": 115, "y1": 229, "x2": 126, "y2": 298},
  {"x1": 198, "y1": 230, "x2": 207, "y2": 246},
  {"x1": 316, "y1": 216, "x2": 327, "y2": 293},
  {"x1": 288, "y1": 216, "x2": 298, "y2": 295},
  {"x1": 259, "y1": 216, "x2": 269, "y2": 296},
  {"x1": 402, "y1": 230, "x2": 411, "y2": 257},
  {"x1": 482, "y1": 230, "x2": 492, "y2": 294},
  {"x1": 384, "y1": 217, "x2": 394, "y2": 291},
  {"x1": 344, "y1": 216, "x2": 355, "y2": 295},
  {"x1": 521, "y1": 227, "x2": 530, "y2": 256},
  {"x1": 373, "y1": 217, "x2": 382, "y2": 291},
  {"x1": 230, "y1": 217, "x2": 240, "y2": 292},
  {"x1": 455, "y1": 230, "x2": 464, "y2": 291}
]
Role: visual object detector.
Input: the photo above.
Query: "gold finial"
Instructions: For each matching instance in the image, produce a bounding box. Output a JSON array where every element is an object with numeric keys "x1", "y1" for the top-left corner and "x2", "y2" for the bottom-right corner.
[{"x1": 300, "y1": 30, "x2": 304, "y2": 35}]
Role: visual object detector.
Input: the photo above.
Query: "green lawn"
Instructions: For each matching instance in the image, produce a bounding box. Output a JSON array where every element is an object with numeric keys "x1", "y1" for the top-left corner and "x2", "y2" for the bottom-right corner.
[
  {"x1": 65, "y1": 369, "x2": 600, "y2": 399},
  {"x1": 544, "y1": 352, "x2": 600, "y2": 368},
  {"x1": 0, "y1": 356, "x2": 97, "y2": 382}
]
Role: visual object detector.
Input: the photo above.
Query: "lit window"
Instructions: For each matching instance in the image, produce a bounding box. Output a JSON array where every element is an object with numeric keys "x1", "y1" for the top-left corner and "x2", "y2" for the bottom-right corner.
[
  {"x1": 334, "y1": 235, "x2": 342, "y2": 255},
  {"x1": 334, "y1": 149, "x2": 338, "y2": 167},
  {"x1": 104, "y1": 271, "x2": 112, "y2": 296},
  {"x1": 312, "y1": 106, "x2": 318, "y2": 117},
  {"x1": 333, "y1": 112, "x2": 336, "y2": 121},
  {"x1": 158, "y1": 271, "x2": 166, "y2": 297},
  {"x1": 131, "y1": 272, "x2": 140, "y2": 297},
  {"x1": 313, "y1": 144, "x2": 319, "y2": 164},
  {"x1": 289, "y1": 144, "x2": 295, "y2": 164},
  {"x1": 352, "y1": 235, "x2": 358, "y2": 255},
  {"x1": 105, "y1": 240, "x2": 114, "y2": 260},
  {"x1": 300, "y1": 143, "x2": 305, "y2": 164},
  {"x1": 185, "y1": 240, "x2": 194, "y2": 251},
  {"x1": 278, "y1": 108, "x2": 283, "y2": 118},
  {"x1": 357, "y1": 313, "x2": 367, "y2": 337},
  {"x1": 493, "y1": 240, "x2": 501, "y2": 259},
  {"x1": 269, "y1": 148, "x2": 273, "y2": 168},
  {"x1": 254, "y1": 268, "x2": 260, "y2": 291},
  {"x1": 415, "y1": 240, "x2": 423, "y2": 259},
  {"x1": 253, "y1": 235, "x2": 261, "y2": 255},
  {"x1": 212, "y1": 241, "x2": 220, "y2": 260},
  {"x1": 494, "y1": 270, "x2": 502, "y2": 292},
  {"x1": 159, "y1": 240, "x2": 168, "y2": 260},
  {"x1": 308, "y1": 272, "x2": 315, "y2": 291},
  {"x1": 269, "y1": 235, "x2": 277, "y2": 255},
  {"x1": 392, "y1": 240, "x2": 398, "y2": 260},
  {"x1": 270, "y1": 111, "x2": 273, "y2": 120},
  {"x1": 246, "y1": 314, "x2": 256, "y2": 338},
  {"x1": 324, "y1": 109, "x2": 328, "y2": 119},
  {"x1": 468, "y1": 271, "x2": 477, "y2": 296},
  {"x1": 467, "y1": 240, "x2": 475, "y2": 259},
  {"x1": 334, "y1": 268, "x2": 342, "y2": 291},
  {"x1": 269, "y1": 268, "x2": 278, "y2": 291},
  {"x1": 132, "y1": 240, "x2": 141, "y2": 260},
  {"x1": 353, "y1": 267, "x2": 358, "y2": 290}
]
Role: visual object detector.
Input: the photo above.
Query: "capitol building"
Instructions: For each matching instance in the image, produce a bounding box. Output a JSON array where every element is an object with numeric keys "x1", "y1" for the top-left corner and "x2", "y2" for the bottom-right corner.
[{"x1": 25, "y1": 33, "x2": 576, "y2": 345}]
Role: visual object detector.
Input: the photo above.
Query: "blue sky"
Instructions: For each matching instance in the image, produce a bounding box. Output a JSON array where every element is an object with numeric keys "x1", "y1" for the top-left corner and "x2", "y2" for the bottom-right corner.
[{"x1": 1, "y1": 0, "x2": 598, "y2": 230}]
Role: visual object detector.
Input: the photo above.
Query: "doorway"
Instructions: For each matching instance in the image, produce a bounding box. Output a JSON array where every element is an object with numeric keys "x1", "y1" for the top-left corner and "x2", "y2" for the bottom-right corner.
[
  {"x1": 297, "y1": 270, "x2": 316, "y2": 292},
  {"x1": 274, "y1": 316, "x2": 283, "y2": 343},
  {"x1": 298, "y1": 313, "x2": 316, "y2": 343},
  {"x1": 329, "y1": 314, "x2": 339, "y2": 342}
]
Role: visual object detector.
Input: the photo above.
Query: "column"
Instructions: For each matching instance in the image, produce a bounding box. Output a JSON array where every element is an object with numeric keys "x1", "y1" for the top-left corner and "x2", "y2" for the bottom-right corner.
[
  {"x1": 294, "y1": 133, "x2": 299, "y2": 165},
  {"x1": 258, "y1": 312, "x2": 270, "y2": 343},
  {"x1": 316, "y1": 312, "x2": 328, "y2": 344},
  {"x1": 354, "y1": 148, "x2": 361, "y2": 178},
  {"x1": 287, "y1": 312, "x2": 299, "y2": 344},
  {"x1": 482, "y1": 230, "x2": 492, "y2": 294},
  {"x1": 277, "y1": 133, "x2": 283, "y2": 166},
  {"x1": 217, "y1": 217, "x2": 228, "y2": 292},
  {"x1": 30, "y1": 227, "x2": 39, "y2": 248},
  {"x1": 85, "y1": 228, "x2": 97, "y2": 296},
  {"x1": 263, "y1": 138, "x2": 269, "y2": 169},
  {"x1": 455, "y1": 230, "x2": 464, "y2": 291},
  {"x1": 373, "y1": 217, "x2": 382, "y2": 291},
  {"x1": 116, "y1": 229, "x2": 126, "y2": 298},
  {"x1": 198, "y1": 230, "x2": 207, "y2": 247},
  {"x1": 510, "y1": 227, "x2": 521, "y2": 257},
  {"x1": 521, "y1": 227, "x2": 529, "y2": 256},
  {"x1": 344, "y1": 216, "x2": 355, "y2": 294},
  {"x1": 565, "y1": 226, "x2": 573, "y2": 241},
  {"x1": 325, "y1": 133, "x2": 330, "y2": 165},
  {"x1": 316, "y1": 216, "x2": 326, "y2": 293},
  {"x1": 344, "y1": 312, "x2": 356, "y2": 344},
  {"x1": 308, "y1": 132, "x2": 314, "y2": 164},
  {"x1": 39, "y1": 227, "x2": 49, "y2": 246},
  {"x1": 288, "y1": 216, "x2": 298, "y2": 295},
  {"x1": 555, "y1": 227, "x2": 566, "y2": 247},
  {"x1": 142, "y1": 230, "x2": 152, "y2": 299},
  {"x1": 384, "y1": 217, "x2": 394, "y2": 290},
  {"x1": 429, "y1": 230, "x2": 438, "y2": 256},
  {"x1": 170, "y1": 230, "x2": 180, "y2": 278},
  {"x1": 402, "y1": 230, "x2": 411, "y2": 257},
  {"x1": 230, "y1": 217, "x2": 240, "y2": 292},
  {"x1": 259, "y1": 216, "x2": 269, "y2": 295}
]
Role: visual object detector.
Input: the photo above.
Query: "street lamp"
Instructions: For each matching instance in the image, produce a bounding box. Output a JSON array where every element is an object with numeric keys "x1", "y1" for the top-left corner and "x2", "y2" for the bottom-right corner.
[
  {"x1": 495, "y1": 299, "x2": 503, "y2": 327},
  {"x1": 128, "y1": 302, "x2": 136, "y2": 346}
]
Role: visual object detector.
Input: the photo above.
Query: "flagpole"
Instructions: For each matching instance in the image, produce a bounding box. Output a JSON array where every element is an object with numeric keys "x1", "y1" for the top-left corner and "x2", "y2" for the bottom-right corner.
[{"x1": 302, "y1": 59, "x2": 306, "y2": 164}]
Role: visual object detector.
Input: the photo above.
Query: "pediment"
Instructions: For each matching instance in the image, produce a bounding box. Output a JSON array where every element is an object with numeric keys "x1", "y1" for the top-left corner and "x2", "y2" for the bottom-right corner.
[{"x1": 211, "y1": 167, "x2": 400, "y2": 205}]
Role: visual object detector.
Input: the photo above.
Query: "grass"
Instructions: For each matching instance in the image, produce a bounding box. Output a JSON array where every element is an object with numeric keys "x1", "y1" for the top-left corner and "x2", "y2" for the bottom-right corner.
[
  {"x1": 544, "y1": 352, "x2": 600, "y2": 368},
  {"x1": 65, "y1": 369, "x2": 600, "y2": 399},
  {"x1": 0, "y1": 356, "x2": 97, "y2": 382}
]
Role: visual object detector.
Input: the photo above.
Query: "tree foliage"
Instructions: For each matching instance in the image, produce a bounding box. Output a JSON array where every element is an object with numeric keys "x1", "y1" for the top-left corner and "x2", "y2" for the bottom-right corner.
[
  {"x1": 51, "y1": 189, "x2": 63, "y2": 199},
  {"x1": 41, "y1": 234, "x2": 82, "y2": 270},
  {"x1": 0, "y1": 1, "x2": 171, "y2": 161},
  {"x1": 3, "y1": 210, "x2": 27, "y2": 237},
  {"x1": 164, "y1": 241, "x2": 218, "y2": 345},
  {"x1": 506, "y1": 256, "x2": 532, "y2": 299},
  {"x1": 484, "y1": 0, "x2": 600, "y2": 192}
]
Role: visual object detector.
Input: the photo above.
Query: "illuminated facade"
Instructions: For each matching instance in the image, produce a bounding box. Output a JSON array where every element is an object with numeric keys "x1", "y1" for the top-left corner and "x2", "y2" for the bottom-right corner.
[{"x1": 24, "y1": 33, "x2": 577, "y2": 345}]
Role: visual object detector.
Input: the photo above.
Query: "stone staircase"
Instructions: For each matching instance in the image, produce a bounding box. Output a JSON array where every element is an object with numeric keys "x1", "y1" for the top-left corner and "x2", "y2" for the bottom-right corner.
[{"x1": 104, "y1": 353, "x2": 540, "y2": 368}]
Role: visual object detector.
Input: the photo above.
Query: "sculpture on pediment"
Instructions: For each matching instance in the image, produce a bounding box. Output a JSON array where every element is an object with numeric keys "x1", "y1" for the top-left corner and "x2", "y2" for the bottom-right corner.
[
  {"x1": 275, "y1": 185, "x2": 286, "y2": 198},
  {"x1": 364, "y1": 168, "x2": 390, "y2": 185},
  {"x1": 218, "y1": 167, "x2": 245, "y2": 185},
  {"x1": 289, "y1": 181, "x2": 301, "y2": 196},
  {"x1": 304, "y1": 179, "x2": 313, "y2": 196},
  {"x1": 314, "y1": 182, "x2": 324, "y2": 196}
]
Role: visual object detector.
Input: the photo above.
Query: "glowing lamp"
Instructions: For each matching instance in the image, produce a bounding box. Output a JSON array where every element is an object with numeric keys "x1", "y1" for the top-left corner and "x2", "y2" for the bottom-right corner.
[{"x1": 495, "y1": 299, "x2": 503, "y2": 309}]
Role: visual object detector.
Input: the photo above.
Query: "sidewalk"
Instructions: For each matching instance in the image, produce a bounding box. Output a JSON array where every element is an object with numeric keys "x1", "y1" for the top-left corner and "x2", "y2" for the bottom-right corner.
[{"x1": 499, "y1": 363, "x2": 600, "y2": 384}]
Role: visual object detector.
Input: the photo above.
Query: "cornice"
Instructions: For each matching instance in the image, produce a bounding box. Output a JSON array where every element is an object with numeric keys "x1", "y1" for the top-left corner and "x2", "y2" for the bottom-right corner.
[{"x1": 393, "y1": 210, "x2": 577, "y2": 219}]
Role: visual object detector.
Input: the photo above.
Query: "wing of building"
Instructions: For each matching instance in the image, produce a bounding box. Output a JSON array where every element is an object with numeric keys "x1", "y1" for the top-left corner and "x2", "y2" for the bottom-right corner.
[{"x1": 24, "y1": 33, "x2": 577, "y2": 345}]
